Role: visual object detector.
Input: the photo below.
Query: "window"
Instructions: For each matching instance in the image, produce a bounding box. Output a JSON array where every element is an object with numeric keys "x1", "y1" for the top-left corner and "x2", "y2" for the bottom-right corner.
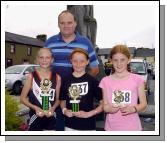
[
  {"x1": 24, "y1": 66, "x2": 36, "y2": 73},
  {"x1": 27, "y1": 47, "x2": 32, "y2": 56},
  {"x1": 10, "y1": 44, "x2": 15, "y2": 53},
  {"x1": 6, "y1": 58, "x2": 13, "y2": 67},
  {"x1": 23, "y1": 59, "x2": 29, "y2": 64}
]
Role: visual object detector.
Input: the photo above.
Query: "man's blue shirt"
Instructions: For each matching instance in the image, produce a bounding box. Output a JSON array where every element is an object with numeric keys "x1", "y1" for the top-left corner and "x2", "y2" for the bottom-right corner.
[{"x1": 45, "y1": 32, "x2": 99, "y2": 78}]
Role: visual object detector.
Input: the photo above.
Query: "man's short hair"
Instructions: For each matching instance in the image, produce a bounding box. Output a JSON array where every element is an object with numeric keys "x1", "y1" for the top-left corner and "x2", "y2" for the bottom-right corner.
[{"x1": 58, "y1": 10, "x2": 77, "y2": 22}]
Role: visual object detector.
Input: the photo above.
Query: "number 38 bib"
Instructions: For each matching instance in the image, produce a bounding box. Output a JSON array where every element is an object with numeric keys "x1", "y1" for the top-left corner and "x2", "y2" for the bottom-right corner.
[{"x1": 112, "y1": 90, "x2": 132, "y2": 104}]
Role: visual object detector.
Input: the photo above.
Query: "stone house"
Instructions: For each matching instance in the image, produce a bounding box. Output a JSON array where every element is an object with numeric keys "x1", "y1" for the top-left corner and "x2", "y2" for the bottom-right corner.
[{"x1": 5, "y1": 32, "x2": 44, "y2": 67}]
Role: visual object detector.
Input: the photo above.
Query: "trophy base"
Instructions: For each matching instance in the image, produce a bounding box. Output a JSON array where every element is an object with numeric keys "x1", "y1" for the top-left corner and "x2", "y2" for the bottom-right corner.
[
  {"x1": 43, "y1": 110, "x2": 49, "y2": 113},
  {"x1": 70, "y1": 100, "x2": 80, "y2": 103},
  {"x1": 43, "y1": 110, "x2": 52, "y2": 116}
]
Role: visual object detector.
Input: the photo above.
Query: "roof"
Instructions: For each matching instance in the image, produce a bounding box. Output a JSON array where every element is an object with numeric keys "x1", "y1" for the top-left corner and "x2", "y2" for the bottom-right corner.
[
  {"x1": 98, "y1": 47, "x2": 136, "y2": 55},
  {"x1": 131, "y1": 58, "x2": 145, "y2": 62},
  {"x1": 5, "y1": 32, "x2": 44, "y2": 47},
  {"x1": 97, "y1": 48, "x2": 110, "y2": 55},
  {"x1": 135, "y1": 48, "x2": 155, "y2": 57}
]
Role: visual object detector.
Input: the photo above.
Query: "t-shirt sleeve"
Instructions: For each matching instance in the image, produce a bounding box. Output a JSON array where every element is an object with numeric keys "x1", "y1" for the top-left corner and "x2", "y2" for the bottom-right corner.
[
  {"x1": 99, "y1": 77, "x2": 107, "y2": 90},
  {"x1": 86, "y1": 38, "x2": 99, "y2": 67}
]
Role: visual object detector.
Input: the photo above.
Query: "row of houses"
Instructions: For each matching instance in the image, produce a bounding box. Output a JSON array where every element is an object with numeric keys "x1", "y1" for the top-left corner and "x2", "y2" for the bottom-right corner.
[
  {"x1": 97, "y1": 47, "x2": 155, "y2": 65},
  {"x1": 5, "y1": 32, "x2": 155, "y2": 68}
]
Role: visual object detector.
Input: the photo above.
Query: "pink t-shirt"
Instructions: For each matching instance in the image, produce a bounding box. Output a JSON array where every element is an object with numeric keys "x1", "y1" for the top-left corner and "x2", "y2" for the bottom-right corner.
[{"x1": 99, "y1": 73, "x2": 144, "y2": 131}]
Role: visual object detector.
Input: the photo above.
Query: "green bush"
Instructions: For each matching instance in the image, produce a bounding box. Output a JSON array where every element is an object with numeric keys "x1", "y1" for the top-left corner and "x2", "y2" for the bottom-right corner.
[{"x1": 5, "y1": 91, "x2": 23, "y2": 131}]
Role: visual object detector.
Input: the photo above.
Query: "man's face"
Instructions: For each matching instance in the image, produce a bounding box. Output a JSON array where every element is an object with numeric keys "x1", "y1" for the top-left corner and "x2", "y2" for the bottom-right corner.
[{"x1": 58, "y1": 13, "x2": 77, "y2": 37}]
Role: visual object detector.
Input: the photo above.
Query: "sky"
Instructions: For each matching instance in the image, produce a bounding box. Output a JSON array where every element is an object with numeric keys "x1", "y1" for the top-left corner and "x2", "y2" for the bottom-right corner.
[{"x1": 4, "y1": 2, "x2": 158, "y2": 49}]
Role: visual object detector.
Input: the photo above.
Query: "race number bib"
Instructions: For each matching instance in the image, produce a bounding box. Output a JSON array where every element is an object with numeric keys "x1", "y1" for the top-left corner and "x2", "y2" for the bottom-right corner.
[
  {"x1": 71, "y1": 82, "x2": 88, "y2": 96},
  {"x1": 32, "y1": 79, "x2": 55, "y2": 105},
  {"x1": 112, "y1": 90, "x2": 132, "y2": 104},
  {"x1": 39, "y1": 88, "x2": 55, "y2": 101},
  {"x1": 48, "y1": 89, "x2": 56, "y2": 101}
]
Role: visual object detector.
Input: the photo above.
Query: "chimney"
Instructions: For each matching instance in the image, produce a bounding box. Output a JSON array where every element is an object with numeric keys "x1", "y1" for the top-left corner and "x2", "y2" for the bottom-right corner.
[{"x1": 36, "y1": 34, "x2": 47, "y2": 42}]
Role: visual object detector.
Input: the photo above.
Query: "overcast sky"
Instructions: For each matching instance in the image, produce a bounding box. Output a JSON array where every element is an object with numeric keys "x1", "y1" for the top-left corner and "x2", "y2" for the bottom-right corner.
[{"x1": 4, "y1": 2, "x2": 158, "y2": 49}]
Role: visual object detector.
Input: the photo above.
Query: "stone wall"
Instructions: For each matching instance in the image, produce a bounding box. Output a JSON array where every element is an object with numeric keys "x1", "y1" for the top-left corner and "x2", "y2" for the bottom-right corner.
[
  {"x1": 67, "y1": 5, "x2": 97, "y2": 46},
  {"x1": 67, "y1": 5, "x2": 105, "y2": 80}
]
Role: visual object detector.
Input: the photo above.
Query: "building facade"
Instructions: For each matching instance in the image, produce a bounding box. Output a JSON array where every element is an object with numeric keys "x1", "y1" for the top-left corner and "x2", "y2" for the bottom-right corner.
[
  {"x1": 5, "y1": 32, "x2": 44, "y2": 67},
  {"x1": 98, "y1": 47, "x2": 137, "y2": 65}
]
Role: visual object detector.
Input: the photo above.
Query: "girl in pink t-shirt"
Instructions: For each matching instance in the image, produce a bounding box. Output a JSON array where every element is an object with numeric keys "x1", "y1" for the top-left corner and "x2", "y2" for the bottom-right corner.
[{"x1": 99, "y1": 45, "x2": 147, "y2": 131}]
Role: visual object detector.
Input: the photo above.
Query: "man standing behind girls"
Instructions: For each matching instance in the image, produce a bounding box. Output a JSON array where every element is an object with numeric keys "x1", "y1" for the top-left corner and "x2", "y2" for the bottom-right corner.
[
  {"x1": 45, "y1": 10, "x2": 99, "y2": 130},
  {"x1": 45, "y1": 10, "x2": 99, "y2": 78}
]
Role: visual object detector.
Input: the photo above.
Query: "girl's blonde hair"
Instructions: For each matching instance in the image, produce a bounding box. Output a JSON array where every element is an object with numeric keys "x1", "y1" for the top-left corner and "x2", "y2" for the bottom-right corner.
[
  {"x1": 109, "y1": 44, "x2": 131, "y2": 73},
  {"x1": 35, "y1": 48, "x2": 53, "y2": 64},
  {"x1": 37, "y1": 48, "x2": 53, "y2": 58}
]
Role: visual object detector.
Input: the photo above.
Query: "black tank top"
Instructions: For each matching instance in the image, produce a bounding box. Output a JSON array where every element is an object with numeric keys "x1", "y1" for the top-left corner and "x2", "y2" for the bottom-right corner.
[{"x1": 28, "y1": 70, "x2": 58, "y2": 115}]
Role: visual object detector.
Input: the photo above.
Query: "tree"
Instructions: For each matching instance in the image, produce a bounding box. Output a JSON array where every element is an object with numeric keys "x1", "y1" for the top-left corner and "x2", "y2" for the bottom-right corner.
[{"x1": 36, "y1": 34, "x2": 47, "y2": 42}]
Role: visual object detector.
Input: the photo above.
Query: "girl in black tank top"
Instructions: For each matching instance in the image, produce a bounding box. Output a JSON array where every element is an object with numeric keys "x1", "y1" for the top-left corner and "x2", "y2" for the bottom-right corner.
[{"x1": 20, "y1": 48, "x2": 61, "y2": 131}]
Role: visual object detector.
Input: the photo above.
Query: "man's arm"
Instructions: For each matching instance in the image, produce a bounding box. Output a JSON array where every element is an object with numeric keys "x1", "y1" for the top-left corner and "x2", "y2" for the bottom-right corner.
[{"x1": 89, "y1": 66, "x2": 99, "y2": 77}]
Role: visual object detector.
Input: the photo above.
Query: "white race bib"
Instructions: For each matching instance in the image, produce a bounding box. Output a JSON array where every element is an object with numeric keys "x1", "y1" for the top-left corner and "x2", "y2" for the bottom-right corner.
[
  {"x1": 71, "y1": 82, "x2": 88, "y2": 96},
  {"x1": 112, "y1": 90, "x2": 132, "y2": 104}
]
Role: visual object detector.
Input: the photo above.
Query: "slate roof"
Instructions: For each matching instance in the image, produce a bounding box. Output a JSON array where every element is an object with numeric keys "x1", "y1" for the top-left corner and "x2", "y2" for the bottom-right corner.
[
  {"x1": 5, "y1": 32, "x2": 44, "y2": 47},
  {"x1": 135, "y1": 48, "x2": 155, "y2": 57},
  {"x1": 97, "y1": 48, "x2": 110, "y2": 55},
  {"x1": 98, "y1": 47, "x2": 136, "y2": 56}
]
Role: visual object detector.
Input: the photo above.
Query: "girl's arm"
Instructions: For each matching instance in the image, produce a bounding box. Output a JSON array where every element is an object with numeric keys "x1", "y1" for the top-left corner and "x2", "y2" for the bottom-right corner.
[
  {"x1": 102, "y1": 89, "x2": 119, "y2": 114},
  {"x1": 135, "y1": 82, "x2": 147, "y2": 112},
  {"x1": 73, "y1": 100, "x2": 103, "y2": 118},
  {"x1": 60, "y1": 100, "x2": 73, "y2": 117},
  {"x1": 74, "y1": 84, "x2": 103, "y2": 118},
  {"x1": 87, "y1": 99, "x2": 103, "y2": 117},
  {"x1": 20, "y1": 74, "x2": 44, "y2": 117},
  {"x1": 120, "y1": 83, "x2": 147, "y2": 116}
]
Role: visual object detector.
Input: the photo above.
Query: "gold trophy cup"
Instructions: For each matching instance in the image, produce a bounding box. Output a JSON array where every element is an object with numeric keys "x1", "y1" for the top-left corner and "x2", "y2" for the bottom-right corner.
[
  {"x1": 69, "y1": 85, "x2": 80, "y2": 112},
  {"x1": 113, "y1": 90, "x2": 124, "y2": 107}
]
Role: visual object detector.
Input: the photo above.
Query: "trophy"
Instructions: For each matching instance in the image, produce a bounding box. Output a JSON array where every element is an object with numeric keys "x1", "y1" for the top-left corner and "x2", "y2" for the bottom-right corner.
[
  {"x1": 68, "y1": 85, "x2": 80, "y2": 112},
  {"x1": 40, "y1": 79, "x2": 52, "y2": 112},
  {"x1": 113, "y1": 90, "x2": 124, "y2": 107}
]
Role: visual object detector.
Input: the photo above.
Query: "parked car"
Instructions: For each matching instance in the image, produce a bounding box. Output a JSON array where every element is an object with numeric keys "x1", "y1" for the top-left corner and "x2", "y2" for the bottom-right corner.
[
  {"x1": 130, "y1": 59, "x2": 150, "y2": 95},
  {"x1": 5, "y1": 64, "x2": 39, "y2": 95}
]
